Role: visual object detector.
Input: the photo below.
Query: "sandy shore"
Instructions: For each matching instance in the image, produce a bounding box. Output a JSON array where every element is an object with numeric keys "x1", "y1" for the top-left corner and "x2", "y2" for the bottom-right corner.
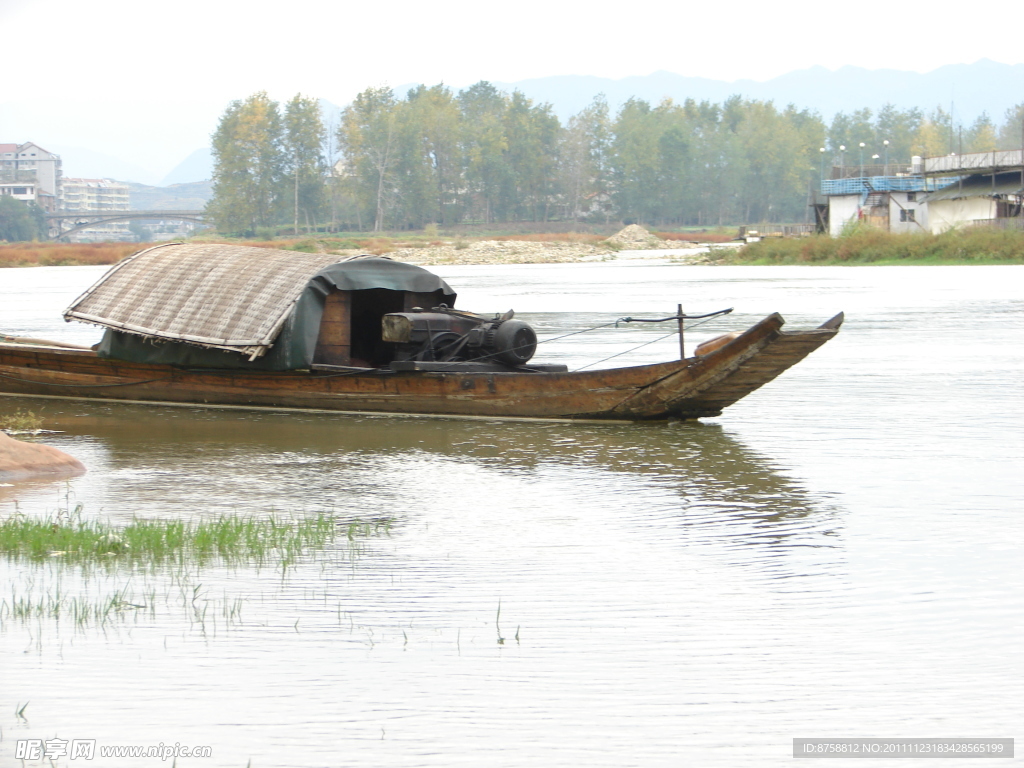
[
  {"x1": 374, "y1": 227, "x2": 741, "y2": 266},
  {"x1": 385, "y1": 240, "x2": 721, "y2": 266}
]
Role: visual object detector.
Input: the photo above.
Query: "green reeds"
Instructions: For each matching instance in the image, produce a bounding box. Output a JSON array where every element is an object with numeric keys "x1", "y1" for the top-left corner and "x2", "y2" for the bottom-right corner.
[
  {"x1": 728, "y1": 227, "x2": 1024, "y2": 265},
  {"x1": 3, "y1": 583, "x2": 149, "y2": 626},
  {"x1": 0, "y1": 511, "x2": 384, "y2": 567},
  {"x1": 0, "y1": 512, "x2": 392, "y2": 635}
]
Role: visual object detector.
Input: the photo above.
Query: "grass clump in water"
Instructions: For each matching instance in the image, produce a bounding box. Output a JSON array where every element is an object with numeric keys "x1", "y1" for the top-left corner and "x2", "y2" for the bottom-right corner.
[
  {"x1": 0, "y1": 511, "x2": 385, "y2": 567},
  {"x1": 0, "y1": 409, "x2": 44, "y2": 432}
]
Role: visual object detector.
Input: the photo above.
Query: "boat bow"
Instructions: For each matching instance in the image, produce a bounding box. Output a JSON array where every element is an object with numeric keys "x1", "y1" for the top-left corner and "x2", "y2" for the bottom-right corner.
[{"x1": 609, "y1": 312, "x2": 844, "y2": 419}]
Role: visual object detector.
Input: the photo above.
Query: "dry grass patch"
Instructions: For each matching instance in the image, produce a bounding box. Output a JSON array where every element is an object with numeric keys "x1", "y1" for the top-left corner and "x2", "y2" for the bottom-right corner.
[{"x1": 0, "y1": 242, "x2": 146, "y2": 267}]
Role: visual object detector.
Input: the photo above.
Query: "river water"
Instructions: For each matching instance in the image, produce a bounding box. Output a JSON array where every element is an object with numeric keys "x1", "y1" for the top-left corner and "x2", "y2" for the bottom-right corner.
[{"x1": 0, "y1": 261, "x2": 1021, "y2": 767}]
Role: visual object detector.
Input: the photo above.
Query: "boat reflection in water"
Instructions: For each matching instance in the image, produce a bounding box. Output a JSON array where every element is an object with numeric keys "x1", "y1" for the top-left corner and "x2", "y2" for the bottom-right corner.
[{"x1": 2, "y1": 396, "x2": 843, "y2": 580}]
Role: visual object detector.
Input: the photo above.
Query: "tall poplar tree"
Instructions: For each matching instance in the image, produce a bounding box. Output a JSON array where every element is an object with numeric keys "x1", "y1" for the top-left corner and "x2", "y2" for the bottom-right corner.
[
  {"x1": 208, "y1": 92, "x2": 285, "y2": 233},
  {"x1": 283, "y1": 94, "x2": 327, "y2": 234},
  {"x1": 337, "y1": 87, "x2": 400, "y2": 231},
  {"x1": 503, "y1": 91, "x2": 560, "y2": 221},
  {"x1": 408, "y1": 84, "x2": 465, "y2": 225},
  {"x1": 559, "y1": 96, "x2": 611, "y2": 222},
  {"x1": 459, "y1": 82, "x2": 510, "y2": 222},
  {"x1": 610, "y1": 98, "x2": 662, "y2": 223}
]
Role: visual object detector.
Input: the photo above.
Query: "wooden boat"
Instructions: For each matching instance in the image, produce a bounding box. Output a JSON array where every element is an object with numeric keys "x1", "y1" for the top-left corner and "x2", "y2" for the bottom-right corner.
[{"x1": 0, "y1": 244, "x2": 842, "y2": 421}]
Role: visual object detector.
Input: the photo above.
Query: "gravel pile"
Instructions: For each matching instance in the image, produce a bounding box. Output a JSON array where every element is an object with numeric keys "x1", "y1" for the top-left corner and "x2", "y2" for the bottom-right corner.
[{"x1": 604, "y1": 224, "x2": 669, "y2": 250}]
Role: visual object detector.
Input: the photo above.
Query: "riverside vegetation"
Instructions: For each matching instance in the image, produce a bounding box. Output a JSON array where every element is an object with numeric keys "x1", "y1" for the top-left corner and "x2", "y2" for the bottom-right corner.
[{"x1": 727, "y1": 225, "x2": 1024, "y2": 265}]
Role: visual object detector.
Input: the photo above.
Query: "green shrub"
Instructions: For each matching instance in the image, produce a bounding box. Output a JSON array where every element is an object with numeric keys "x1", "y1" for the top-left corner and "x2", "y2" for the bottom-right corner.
[
  {"x1": 0, "y1": 409, "x2": 43, "y2": 432},
  {"x1": 730, "y1": 227, "x2": 1024, "y2": 265}
]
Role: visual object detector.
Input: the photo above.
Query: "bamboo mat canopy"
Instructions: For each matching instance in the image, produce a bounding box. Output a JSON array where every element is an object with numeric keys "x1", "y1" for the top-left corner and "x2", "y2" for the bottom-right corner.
[{"x1": 63, "y1": 243, "x2": 377, "y2": 360}]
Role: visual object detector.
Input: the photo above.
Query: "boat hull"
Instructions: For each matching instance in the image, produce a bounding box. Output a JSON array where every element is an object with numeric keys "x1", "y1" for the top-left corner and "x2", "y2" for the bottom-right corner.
[{"x1": 0, "y1": 313, "x2": 841, "y2": 421}]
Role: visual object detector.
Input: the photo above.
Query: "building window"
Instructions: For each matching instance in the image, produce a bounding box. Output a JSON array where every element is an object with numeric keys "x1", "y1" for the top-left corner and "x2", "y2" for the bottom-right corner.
[
  {"x1": 13, "y1": 187, "x2": 28, "y2": 195},
  {"x1": 900, "y1": 209, "x2": 916, "y2": 222},
  {"x1": 907, "y1": 192, "x2": 917, "y2": 202}
]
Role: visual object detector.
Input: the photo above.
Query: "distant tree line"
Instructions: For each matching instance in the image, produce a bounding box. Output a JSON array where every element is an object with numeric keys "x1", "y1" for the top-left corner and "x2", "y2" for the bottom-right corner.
[
  {"x1": 826, "y1": 103, "x2": 1024, "y2": 165},
  {"x1": 207, "y1": 86, "x2": 1024, "y2": 234}
]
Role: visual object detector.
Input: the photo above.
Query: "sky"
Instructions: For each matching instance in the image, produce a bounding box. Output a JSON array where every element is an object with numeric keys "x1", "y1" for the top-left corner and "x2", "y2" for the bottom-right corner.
[{"x1": 3, "y1": 0, "x2": 1024, "y2": 183}]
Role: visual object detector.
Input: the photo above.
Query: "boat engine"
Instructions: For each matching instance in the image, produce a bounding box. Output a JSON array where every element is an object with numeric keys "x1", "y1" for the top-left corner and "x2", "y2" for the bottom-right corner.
[{"x1": 381, "y1": 307, "x2": 537, "y2": 367}]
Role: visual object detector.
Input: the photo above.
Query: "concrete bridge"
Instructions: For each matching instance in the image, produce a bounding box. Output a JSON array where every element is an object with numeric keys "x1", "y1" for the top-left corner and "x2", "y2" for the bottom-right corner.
[{"x1": 45, "y1": 210, "x2": 209, "y2": 240}]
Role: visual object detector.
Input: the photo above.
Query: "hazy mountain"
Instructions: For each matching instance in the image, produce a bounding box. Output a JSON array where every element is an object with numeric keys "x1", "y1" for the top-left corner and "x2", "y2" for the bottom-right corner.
[
  {"x1": 48, "y1": 144, "x2": 159, "y2": 184},
  {"x1": 160, "y1": 148, "x2": 213, "y2": 186},
  {"x1": 127, "y1": 180, "x2": 212, "y2": 211},
  {"x1": 490, "y1": 59, "x2": 1024, "y2": 125}
]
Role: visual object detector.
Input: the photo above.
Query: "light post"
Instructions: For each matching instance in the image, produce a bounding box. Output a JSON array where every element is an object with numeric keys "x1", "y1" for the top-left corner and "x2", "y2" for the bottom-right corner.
[
  {"x1": 839, "y1": 145, "x2": 846, "y2": 177},
  {"x1": 859, "y1": 142, "x2": 866, "y2": 179},
  {"x1": 883, "y1": 140, "x2": 889, "y2": 176},
  {"x1": 819, "y1": 147, "x2": 826, "y2": 187}
]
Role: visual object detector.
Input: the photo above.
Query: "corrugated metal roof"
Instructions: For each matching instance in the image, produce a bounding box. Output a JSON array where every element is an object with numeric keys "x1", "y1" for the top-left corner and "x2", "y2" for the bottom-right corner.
[
  {"x1": 63, "y1": 243, "x2": 369, "y2": 359},
  {"x1": 921, "y1": 172, "x2": 1024, "y2": 202}
]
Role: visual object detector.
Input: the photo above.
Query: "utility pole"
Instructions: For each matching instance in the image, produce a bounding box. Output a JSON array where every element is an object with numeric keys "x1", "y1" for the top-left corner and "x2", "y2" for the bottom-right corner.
[
  {"x1": 677, "y1": 304, "x2": 685, "y2": 360},
  {"x1": 958, "y1": 128, "x2": 963, "y2": 195}
]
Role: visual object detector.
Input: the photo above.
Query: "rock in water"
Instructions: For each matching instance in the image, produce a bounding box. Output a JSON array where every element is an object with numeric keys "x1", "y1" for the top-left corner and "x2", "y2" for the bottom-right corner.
[
  {"x1": 0, "y1": 432, "x2": 85, "y2": 481},
  {"x1": 604, "y1": 225, "x2": 669, "y2": 250}
]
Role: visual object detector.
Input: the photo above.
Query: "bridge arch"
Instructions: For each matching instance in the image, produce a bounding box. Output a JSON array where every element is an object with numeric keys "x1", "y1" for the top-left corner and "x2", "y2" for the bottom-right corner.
[{"x1": 45, "y1": 210, "x2": 209, "y2": 240}]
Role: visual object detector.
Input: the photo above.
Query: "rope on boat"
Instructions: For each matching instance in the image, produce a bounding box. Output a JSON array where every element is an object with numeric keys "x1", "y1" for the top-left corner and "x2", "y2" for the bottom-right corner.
[
  {"x1": 615, "y1": 307, "x2": 734, "y2": 326},
  {"x1": 0, "y1": 371, "x2": 175, "y2": 388},
  {"x1": 676, "y1": 314, "x2": 734, "y2": 332},
  {"x1": 571, "y1": 314, "x2": 733, "y2": 372},
  {"x1": 572, "y1": 331, "x2": 681, "y2": 372}
]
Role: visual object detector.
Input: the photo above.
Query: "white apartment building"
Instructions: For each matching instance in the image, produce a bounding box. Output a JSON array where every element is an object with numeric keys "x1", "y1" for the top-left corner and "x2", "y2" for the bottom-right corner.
[
  {"x1": 0, "y1": 142, "x2": 62, "y2": 212},
  {"x1": 59, "y1": 178, "x2": 133, "y2": 241}
]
